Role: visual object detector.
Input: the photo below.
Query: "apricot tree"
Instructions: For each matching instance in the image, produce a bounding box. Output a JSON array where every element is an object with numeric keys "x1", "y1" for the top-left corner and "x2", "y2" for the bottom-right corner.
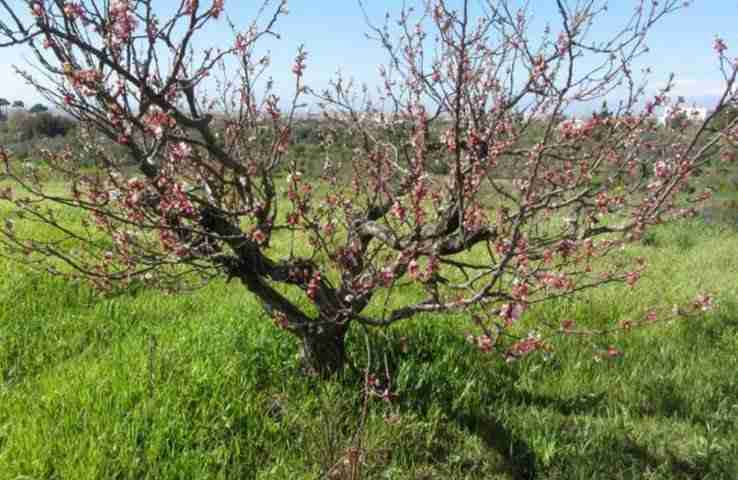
[{"x1": 0, "y1": 0, "x2": 734, "y2": 375}]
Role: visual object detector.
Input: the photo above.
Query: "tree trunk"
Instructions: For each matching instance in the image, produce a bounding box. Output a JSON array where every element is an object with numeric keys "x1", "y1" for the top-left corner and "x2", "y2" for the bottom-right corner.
[{"x1": 299, "y1": 323, "x2": 348, "y2": 377}]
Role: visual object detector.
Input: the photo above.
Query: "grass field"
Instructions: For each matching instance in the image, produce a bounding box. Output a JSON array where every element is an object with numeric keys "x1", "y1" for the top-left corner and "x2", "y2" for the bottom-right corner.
[{"x1": 1, "y1": 191, "x2": 738, "y2": 478}]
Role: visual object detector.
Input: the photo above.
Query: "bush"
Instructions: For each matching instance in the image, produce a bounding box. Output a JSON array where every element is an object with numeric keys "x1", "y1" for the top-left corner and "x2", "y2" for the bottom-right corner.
[
  {"x1": 293, "y1": 121, "x2": 323, "y2": 145},
  {"x1": 5, "y1": 111, "x2": 76, "y2": 141}
]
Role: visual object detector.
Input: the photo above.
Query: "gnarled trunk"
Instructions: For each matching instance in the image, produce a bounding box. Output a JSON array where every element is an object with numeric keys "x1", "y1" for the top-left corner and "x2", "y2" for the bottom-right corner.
[
  {"x1": 299, "y1": 322, "x2": 348, "y2": 377},
  {"x1": 236, "y1": 264, "x2": 349, "y2": 377}
]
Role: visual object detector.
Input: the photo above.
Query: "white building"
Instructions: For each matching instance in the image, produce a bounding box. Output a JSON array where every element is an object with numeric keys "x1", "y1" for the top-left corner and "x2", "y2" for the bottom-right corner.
[{"x1": 658, "y1": 105, "x2": 708, "y2": 125}]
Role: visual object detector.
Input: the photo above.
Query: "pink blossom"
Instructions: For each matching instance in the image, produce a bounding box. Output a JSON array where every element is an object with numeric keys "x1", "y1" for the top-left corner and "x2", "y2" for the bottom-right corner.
[
  {"x1": 714, "y1": 37, "x2": 728, "y2": 54},
  {"x1": 292, "y1": 50, "x2": 308, "y2": 77},
  {"x1": 407, "y1": 259, "x2": 420, "y2": 280},
  {"x1": 500, "y1": 303, "x2": 525, "y2": 326},
  {"x1": 422, "y1": 256, "x2": 439, "y2": 282},
  {"x1": 694, "y1": 293, "x2": 715, "y2": 312},
  {"x1": 157, "y1": 181, "x2": 195, "y2": 218},
  {"x1": 391, "y1": 201, "x2": 406, "y2": 221},
  {"x1": 323, "y1": 222, "x2": 336, "y2": 236},
  {"x1": 235, "y1": 33, "x2": 250, "y2": 53},
  {"x1": 540, "y1": 272, "x2": 570, "y2": 290},
  {"x1": 170, "y1": 142, "x2": 192, "y2": 162},
  {"x1": 654, "y1": 160, "x2": 671, "y2": 179},
  {"x1": 63, "y1": 2, "x2": 84, "y2": 20},
  {"x1": 31, "y1": 2, "x2": 44, "y2": 17},
  {"x1": 68, "y1": 69, "x2": 103, "y2": 96},
  {"x1": 440, "y1": 128, "x2": 456, "y2": 152},
  {"x1": 211, "y1": 0, "x2": 224, "y2": 18},
  {"x1": 286, "y1": 212, "x2": 299, "y2": 226},
  {"x1": 557, "y1": 239, "x2": 577, "y2": 258},
  {"x1": 463, "y1": 204, "x2": 487, "y2": 233},
  {"x1": 696, "y1": 190, "x2": 712, "y2": 202},
  {"x1": 511, "y1": 281, "x2": 529, "y2": 301},
  {"x1": 158, "y1": 228, "x2": 181, "y2": 254},
  {"x1": 470, "y1": 334, "x2": 494, "y2": 353},
  {"x1": 505, "y1": 335, "x2": 544, "y2": 362},
  {"x1": 184, "y1": 0, "x2": 197, "y2": 14},
  {"x1": 251, "y1": 229, "x2": 266, "y2": 244},
  {"x1": 542, "y1": 249, "x2": 554, "y2": 264},
  {"x1": 272, "y1": 311, "x2": 289, "y2": 330},
  {"x1": 605, "y1": 346, "x2": 623, "y2": 358},
  {"x1": 556, "y1": 32, "x2": 570, "y2": 54},
  {"x1": 109, "y1": 1, "x2": 138, "y2": 46},
  {"x1": 307, "y1": 271, "x2": 321, "y2": 300},
  {"x1": 379, "y1": 268, "x2": 395, "y2": 287},
  {"x1": 143, "y1": 109, "x2": 174, "y2": 138}
]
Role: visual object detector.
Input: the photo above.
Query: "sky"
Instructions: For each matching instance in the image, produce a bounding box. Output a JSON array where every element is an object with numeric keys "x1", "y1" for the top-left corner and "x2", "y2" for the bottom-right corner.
[{"x1": 0, "y1": 0, "x2": 735, "y2": 113}]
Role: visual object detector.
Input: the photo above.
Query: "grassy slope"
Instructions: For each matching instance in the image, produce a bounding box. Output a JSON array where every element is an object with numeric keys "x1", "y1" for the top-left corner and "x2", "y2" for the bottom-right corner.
[{"x1": 0, "y1": 212, "x2": 737, "y2": 479}]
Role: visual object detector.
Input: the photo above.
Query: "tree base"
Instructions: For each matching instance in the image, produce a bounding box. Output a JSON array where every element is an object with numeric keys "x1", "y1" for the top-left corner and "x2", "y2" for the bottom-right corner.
[{"x1": 298, "y1": 325, "x2": 347, "y2": 377}]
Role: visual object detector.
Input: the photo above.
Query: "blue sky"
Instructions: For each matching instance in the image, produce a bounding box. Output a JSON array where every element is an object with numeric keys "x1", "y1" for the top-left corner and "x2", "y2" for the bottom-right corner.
[{"x1": 1, "y1": 0, "x2": 735, "y2": 111}]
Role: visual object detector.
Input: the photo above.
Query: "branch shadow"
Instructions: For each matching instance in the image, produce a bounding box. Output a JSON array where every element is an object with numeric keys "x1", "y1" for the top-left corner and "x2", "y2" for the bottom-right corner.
[
  {"x1": 616, "y1": 435, "x2": 725, "y2": 479},
  {"x1": 370, "y1": 333, "x2": 611, "y2": 479},
  {"x1": 452, "y1": 410, "x2": 538, "y2": 480},
  {"x1": 368, "y1": 321, "x2": 733, "y2": 478},
  {"x1": 445, "y1": 388, "x2": 607, "y2": 479},
  {"x1": 505, "y1": 388, "x2": 607, "y2": 416}
]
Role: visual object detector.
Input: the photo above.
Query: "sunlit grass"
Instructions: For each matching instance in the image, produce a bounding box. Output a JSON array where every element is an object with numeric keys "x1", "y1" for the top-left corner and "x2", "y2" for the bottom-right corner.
[{"x1": 1, "y1": 181, "x2": 737, "y2": 478}]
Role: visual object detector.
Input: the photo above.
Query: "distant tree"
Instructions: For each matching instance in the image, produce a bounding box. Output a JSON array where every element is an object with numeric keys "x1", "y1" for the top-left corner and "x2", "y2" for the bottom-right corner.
[
  {"x1": 0, "y1": 0, "x2": 732, "y2": 377},
  {"x1": 29, "y1": 103, "x2": 48, "y2": 114},
  {"x1": 0, "y1": 97, "x2": 8, "y2": 118},
  {"x1": 11, "y1": 100, "x2": 24, "y2": 109},
  {"x1": 6, "y1": 110, "x2": 75, "y2": 140},
  {"x1": 709, "y1": 102, "x2": 738, "y2": 132},
  {"x1": 593, "y1": 100, "x2": 613, "y2": 120},
  {"x1": 709, "y1": 102, "x2": 738, "y2": 163}
]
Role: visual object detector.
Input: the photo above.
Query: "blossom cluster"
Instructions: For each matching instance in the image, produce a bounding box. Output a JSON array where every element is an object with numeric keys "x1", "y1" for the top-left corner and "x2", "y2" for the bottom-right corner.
[
  {"x1": 109, "y1": 0, "x2": 138, "y2": 47},
  {"x1": 64, "y1": 66, "x2": 102, "y2": 97},
  {"x1": 142, "y1": 108, "x2": 176, "y2": 138}
]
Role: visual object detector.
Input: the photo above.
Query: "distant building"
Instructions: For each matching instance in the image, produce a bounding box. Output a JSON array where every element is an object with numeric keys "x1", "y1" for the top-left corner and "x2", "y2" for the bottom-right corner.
[
  {"x1": 658, "y1": 105, "x2": 707, "y2": 125},
  {"x1": 556, "y1": 117, "x2": 585, "y2": 131}
]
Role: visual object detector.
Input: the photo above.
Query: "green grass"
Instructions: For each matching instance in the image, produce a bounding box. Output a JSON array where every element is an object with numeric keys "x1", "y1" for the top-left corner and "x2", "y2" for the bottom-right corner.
[{"x1": 1, "y1": 210, "x2": 738, "y2": 478}]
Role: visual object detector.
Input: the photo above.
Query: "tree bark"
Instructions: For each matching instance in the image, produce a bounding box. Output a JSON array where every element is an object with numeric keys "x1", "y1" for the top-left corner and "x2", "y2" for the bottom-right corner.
[
  {"x1": 230, "y1": 248, "x2": 349, "y2": 378},
  {"x1": 299, "y1": 322, "x2": 348, "y2": 377}
]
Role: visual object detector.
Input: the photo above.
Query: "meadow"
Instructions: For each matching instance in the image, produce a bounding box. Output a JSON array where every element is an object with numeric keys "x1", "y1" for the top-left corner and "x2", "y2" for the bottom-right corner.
[
  {"x1": 0, "y1": 176, "x2": 737, "y2": 479},
  {"x1": 2, "y1": 0, "x2": 738, "y2": 475}
]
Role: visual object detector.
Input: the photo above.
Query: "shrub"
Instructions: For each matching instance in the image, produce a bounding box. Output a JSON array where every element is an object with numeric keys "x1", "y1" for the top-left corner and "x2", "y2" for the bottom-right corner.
[{"x1": 5, "y1": 110, "x2": 76, "y2": 141}]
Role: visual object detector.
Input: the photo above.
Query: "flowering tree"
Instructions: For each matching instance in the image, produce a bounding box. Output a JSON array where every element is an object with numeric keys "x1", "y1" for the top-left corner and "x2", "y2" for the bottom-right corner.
[{"x1": 0, "y1": 0, "x2": 735, "y2": 375}]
